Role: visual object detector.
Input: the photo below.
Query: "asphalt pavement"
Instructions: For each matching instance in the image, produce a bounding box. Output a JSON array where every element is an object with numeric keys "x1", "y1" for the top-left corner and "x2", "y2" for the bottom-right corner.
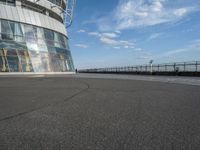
[{"x1": 0, "y1": 74, "x2": 200, "y2": 150}]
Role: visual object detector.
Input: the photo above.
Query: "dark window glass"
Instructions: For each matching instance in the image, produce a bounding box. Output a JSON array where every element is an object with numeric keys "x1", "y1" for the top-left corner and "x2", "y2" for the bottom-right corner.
[
  {"x1": 7, "y1": 49, "x2": 19, "y2": 72},
  {"x1": 24, "y1": 25, "x2": 37, "y2": 43},
  {"x1": 1, "y1": 20, "x2": 13, "y2": 40},
  {"x1": 13, "y1": 22, "x2": 24, "y2": 42},
  {"x1": 0, "y1": 0, "x2": 15, "y2": 6},
  {"x1": 44, "y1": 29, "x2": 54, "y2": 46},
  {"x1": 24, "y1": 25, "x2": 35, "y2": 38},
  {"x1": 47, "y1": 0, "x2": 61, "y2": 6}
]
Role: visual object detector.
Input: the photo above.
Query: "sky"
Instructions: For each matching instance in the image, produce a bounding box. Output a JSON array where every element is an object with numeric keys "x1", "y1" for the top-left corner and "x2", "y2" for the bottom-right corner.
[{"x1": 67, "y1": 0, "x2": 200, "y2": 69}]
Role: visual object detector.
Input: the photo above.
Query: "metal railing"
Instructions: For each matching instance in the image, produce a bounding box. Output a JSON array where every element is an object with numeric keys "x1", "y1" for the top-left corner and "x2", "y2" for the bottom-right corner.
[{"x1": 79, "y1": 61, "x2": 200, "y2": 75}]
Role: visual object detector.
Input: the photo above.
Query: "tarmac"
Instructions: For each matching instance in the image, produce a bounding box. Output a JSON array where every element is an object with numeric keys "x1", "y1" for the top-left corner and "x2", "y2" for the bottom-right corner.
[{"x1": 0, "y1": 73, "x2": 200, "y2": 150}]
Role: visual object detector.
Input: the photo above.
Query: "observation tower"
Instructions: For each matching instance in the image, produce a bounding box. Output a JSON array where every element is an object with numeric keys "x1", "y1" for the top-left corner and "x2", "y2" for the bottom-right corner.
[{"x1": 0, "y1": 0, "x2": 75, "y2": 73}]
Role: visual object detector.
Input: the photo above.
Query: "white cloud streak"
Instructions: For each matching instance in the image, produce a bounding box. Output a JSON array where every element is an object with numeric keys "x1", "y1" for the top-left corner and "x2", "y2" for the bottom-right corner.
[
  {"x1": 88, "y1": 31, "x2": 135, "y2": 49},
  {"x1": 148, "y1": 32, "x2": 163, "y2": 40},
  {"x1": 159, "y1": 39, "x2": 200, "y2": 57},
  {"x1": 75, "y1": 44, "x2": 89, "y2": 48},
  {"x1": 96, "y1": 0, "x2": 197, "y2": 31},
  {"x1": 77, "y1": 29, "x2": 86, "y2": 33}
]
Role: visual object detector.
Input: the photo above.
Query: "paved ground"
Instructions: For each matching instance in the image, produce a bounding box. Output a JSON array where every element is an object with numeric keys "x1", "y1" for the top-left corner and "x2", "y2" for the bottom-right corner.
[{"x1": 0, "y1": 74, "x2": 200, "y2": 150}]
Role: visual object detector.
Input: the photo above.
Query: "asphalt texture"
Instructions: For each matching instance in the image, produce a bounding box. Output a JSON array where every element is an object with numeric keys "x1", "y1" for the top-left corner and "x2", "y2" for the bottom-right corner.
[{"x1": 0, "y1": 74, "x2": 200, "y2": 150}]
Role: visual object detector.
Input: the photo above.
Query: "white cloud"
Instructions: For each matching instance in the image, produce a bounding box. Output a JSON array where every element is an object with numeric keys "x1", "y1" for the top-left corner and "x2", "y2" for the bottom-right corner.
[
  {"x1": 135, "y1": 48, "x2": 143, "y2": 51},
  {"x1": 100, "y1": 37, "x2": 118, "y2": 45},
  {"x1": 100, "y1": 36, "x2": 135, "y2": 48},
  {"x1": 88, "y1": 32, "x2": 101, "y2": 37},
  {"x1": 173, "y1": 8, "x2": 188, "y2": 17},
  {"x1": 88, "y1": 32, "x2": 119, "y2": 38},
  {"x1": 87, "y1": 30, "x2": 142, "y2": 50},
  {"x1": 137, "y1": 56, "x2": 151, "y2": 60},
  {"x1": 115, "y1": 30, "x2": 121, "y2": 34},
  {"x1": 113, "y1": 46, "x2": 121, "y2": 49},
  {"x1": 148, "y1": 33, "x2": 163, "y2": 40},
  {"x1": 160, "y1": 39, "x2": 200, "y2": 57},
  {"x1": 102, "y1": 32, "x2": 118, "y2": 38},
  {"x1": 96, "y1": 0, "x2": 197, "y2": 31},
  {"x1": 77, "y1": 29, "x2": 86, "y2": 33},
  {"x1": 75, "y1": 44, "x2": 89, "y2": 48}
]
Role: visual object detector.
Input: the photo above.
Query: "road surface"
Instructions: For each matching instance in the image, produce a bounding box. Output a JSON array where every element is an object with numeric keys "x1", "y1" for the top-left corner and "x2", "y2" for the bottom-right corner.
[{"x1": 0, "y1": 74, "x2": 200, "y2": 150}]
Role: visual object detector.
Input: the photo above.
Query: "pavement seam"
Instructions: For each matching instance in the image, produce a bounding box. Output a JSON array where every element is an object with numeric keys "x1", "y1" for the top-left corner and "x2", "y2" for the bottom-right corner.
[{"x1": 0, "y1": 81, "x2": 90, "y2": 123}]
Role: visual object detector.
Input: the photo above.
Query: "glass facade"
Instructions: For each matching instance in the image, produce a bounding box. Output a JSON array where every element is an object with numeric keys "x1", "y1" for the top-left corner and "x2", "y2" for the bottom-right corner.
[
  {"x1": 0, "y1": 19, "x2": 74, "y2": 72},
  {"x1": 0, "y1": 0, "x2": 15, "y2": 6},
  {"x1": 0, "y1": 0, "x2": 63, "y2": 7},
  {"x1": 47, "y1": 0, "x2": 63, "y2": 7}
]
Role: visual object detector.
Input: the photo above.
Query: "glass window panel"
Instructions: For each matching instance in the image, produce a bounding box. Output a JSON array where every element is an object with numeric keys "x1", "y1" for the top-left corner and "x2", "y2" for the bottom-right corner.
[
  {"x1": 36, "y1": 28, "x2": 47, "y2": 48},
  {"x1": 14, "y1": 22, "x2": 24, "y2": 42},
  {"x1": 9, "y1": 22, "x2": 15, "y2": 35},
  {"x1": 29, "y1": 51, "x2": 43, "y2": 72},
  {"x1": 0, "y1": 49, "x2": 9, "y2": 72},
  {"x1": 24, "y1": 25, "x2": 35, "y2": 39},
  {"x1": 36, "y1": 28, "x2": 44, "y2": 39},
  {"x1": 54, "y1": 32, "x2": 61, "y2": 48},
  {"x1": 44, "y1": 29, "x2": 54, "y2": 41},
  {"x1": 40, "y1": 52, "x2": 51, "y2": 72},
  {"x1": 7, "y1": 49, "x2": 19, "y2": 72},
  {"x1": 0, "y1": 19, "x2": 74, "y2": 72},
  {"x1": 58, "y1": 33, "x2": 67, "y2": 48},
  {"x1": 49, "y1": 53, "x2": 62, "y2": 72},
  {"x1": 24, "y1": 25, "x2": 38, "y2": 51},
  {"x1": 0, "y1": 20, "x2": 1, "y2": 40},
  {"x1": 17, "y1": 49, "x2": 33, "y2": 72},
  {"x1": 0, "y1": 54, "x2": 3, "y2": 71},
  {"x1": 47, "y1": 0, "x2": 61, "y2": 6},
  {"x1": 1, "y1": 20, "x2": 13, "y2": 40},
  {"x1": 44, "y1": 29, "x2": 54, "y2": 46},
  {"x1": 0, "y1": 0, "x2": 6, "y2": 3},
  {"x1": 0, "y1": 0, "x2": 15, "y2": 5},
  {"x1": 37, "y1": 44, "x2": 48, "y2": 52}
]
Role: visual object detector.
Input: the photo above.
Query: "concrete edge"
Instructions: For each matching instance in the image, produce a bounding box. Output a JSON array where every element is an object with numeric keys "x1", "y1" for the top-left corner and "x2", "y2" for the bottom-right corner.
[{"x1": 0, "y1": 72, "x2": 76, "y2": 76}]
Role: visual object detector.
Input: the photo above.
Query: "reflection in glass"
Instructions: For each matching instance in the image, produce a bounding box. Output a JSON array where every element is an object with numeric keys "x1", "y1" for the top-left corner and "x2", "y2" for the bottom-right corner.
[
  {"x1": 1, "y1": 20, "x2": 13, "y2": 40},
  {"x1": 7, "y1": 49, "x2": 19, "y2": 72},
  {"x1": 0, "y1": 19, "x2": 74, "y2": 72},
  {"x1": 0, "y1": 49, "x2": 9, "y2": 72}
]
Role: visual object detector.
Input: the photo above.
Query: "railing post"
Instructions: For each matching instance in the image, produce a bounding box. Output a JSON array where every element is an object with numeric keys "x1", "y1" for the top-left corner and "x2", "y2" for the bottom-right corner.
[
  {"x1": 174, "y1": 63, "x2": 176, "y2": 72},
  {"x1": 150, "y1": 64, "x2": 153, "y2": 74},
  {"x1": 184, "y1": 62, "x2": 186, "y2": 72},
  {"x1": 196, "y1": 61, "x2": 198, "y2": 72}
]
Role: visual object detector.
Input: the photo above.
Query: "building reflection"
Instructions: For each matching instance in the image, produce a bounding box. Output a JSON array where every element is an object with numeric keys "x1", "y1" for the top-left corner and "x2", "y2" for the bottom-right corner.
[{"x1": 0, "y1": 19, "x2": 74, "y2": 72}]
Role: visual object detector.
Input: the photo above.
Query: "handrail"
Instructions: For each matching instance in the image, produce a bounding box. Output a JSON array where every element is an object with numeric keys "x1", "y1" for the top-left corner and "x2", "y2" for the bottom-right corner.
[{"x1": 79, "y1": 61, "x2": 200, "y2": 73}]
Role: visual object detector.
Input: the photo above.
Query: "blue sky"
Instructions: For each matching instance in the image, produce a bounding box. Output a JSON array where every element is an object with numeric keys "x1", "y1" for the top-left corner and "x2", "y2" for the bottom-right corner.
[{"x1": 68, "y1": 0, "x2": 200, "y2": 69}]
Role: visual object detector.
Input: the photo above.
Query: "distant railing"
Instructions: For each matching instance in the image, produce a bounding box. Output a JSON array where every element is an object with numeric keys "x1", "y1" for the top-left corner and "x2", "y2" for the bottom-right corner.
[{"x1": 79, "y1": 61, "x2": 200, "y2": 76}]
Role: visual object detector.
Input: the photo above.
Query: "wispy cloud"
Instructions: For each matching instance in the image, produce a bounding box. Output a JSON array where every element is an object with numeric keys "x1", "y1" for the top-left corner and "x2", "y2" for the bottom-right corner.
[
  {"x1": 115, "y1": 30, "x2": 121, "y2": 34},
  {"x1": 100, "y1": 37, "x2": 134, "y2": 48},
  {"x1": 77, "y1": 29, "x2": 86, "y2": 33},
  {"x1": 96, "y1": 0, "x2": 197, "y2": 31},
  {"x1": 88, "y1": 32, "x2": 101, "y2": 37},
  {"x1": 88, "y1": 31, "x2": 135, "y2": 49},
  {"x1": 148, "y1": 32, "x2": 163, "y2": 40},
  {"x1": 88, "y1": 32, "x2": 118, "y2": 38},
  {"x1": 74, "y1": 44, "x2": 89, "y2": 48},
  {"x1": 113, "y1": 46, "x2": 121, "y2": 49},
  {"x1": 137, "y1": 56, "x2": 151, "y2": 60},
  {"x1": 159, "y1": 39, "x2": 200, "y2": 57},
  {"x1": 102, "y1": 33, "x2": 119, "y2": 38}
]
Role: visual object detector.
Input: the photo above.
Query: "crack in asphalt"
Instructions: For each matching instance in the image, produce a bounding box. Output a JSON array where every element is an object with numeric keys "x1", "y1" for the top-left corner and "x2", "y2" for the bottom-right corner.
[{"x1": 0, "y1": 80, "x2": 90, "y2": 122}]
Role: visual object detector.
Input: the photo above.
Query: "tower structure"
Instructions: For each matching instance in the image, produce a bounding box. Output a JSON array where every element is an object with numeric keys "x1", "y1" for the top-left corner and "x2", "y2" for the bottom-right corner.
[{"x1": 0, "y1": 0, "x2": 75, "y2": 73}]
